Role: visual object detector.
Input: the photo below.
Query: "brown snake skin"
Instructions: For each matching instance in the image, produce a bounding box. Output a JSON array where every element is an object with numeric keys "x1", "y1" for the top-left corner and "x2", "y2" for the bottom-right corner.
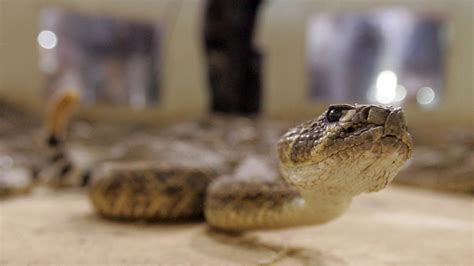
[
  {"x1": 41, "y1": 92, "x2": 412, "y2": 231},
  {"x1": 206, "y1": 104, "x2": 412, "y2": 230}
]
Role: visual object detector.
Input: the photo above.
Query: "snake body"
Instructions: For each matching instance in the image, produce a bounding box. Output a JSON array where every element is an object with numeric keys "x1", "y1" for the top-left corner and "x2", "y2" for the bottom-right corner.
[{"x1": 41, "y1": 91, "x2": 412, "y2": 231}]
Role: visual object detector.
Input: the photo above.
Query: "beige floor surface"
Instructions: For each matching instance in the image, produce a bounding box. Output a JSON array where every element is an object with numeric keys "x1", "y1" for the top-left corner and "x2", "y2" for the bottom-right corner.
[{"x1": 0, "y1": 186, "x2": 472, "y2": 265}]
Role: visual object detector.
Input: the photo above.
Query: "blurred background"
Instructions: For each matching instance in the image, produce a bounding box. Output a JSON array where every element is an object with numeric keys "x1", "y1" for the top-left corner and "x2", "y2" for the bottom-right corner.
[{"x1": 0, "y1": 0, "x2": 473, "y2": 195}]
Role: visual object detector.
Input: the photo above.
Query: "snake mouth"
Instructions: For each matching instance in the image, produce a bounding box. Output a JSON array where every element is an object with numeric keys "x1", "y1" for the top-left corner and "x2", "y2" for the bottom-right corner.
[
  {"x1": 380, "y1": 134, "x2": 412, "y2": 152},
  {"x1": 324, "y1": 126, "x2": 413, "y2": 163},
  {"x1": 381, "y1": 128, "x2": 413, "y2": 153}
]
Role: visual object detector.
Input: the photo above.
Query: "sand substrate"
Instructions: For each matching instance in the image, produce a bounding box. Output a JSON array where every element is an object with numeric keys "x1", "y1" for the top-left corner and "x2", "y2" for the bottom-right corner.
[{"x1": 1, "y1": 186, "x2": 472, "y2": 265}]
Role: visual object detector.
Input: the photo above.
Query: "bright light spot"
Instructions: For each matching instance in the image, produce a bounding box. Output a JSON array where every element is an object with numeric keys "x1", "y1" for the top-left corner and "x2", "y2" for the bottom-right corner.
[
  {"x1": 37, "y1": 30, "x2": 58, "y2": 49},
  {"x1": 375, "y1": 70, "x2": 397, "y2": 104},
  {"x1": 416, "y1": 87, "x2": 436, "y2": 105},
  {"x1": 394, "y1": 85, "x2": 407, "y2": 102}
]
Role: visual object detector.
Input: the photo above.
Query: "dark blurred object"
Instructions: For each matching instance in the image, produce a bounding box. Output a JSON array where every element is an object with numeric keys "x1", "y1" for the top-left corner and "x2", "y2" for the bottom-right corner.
[
  {"x1": 342, "y1": 16, "x2": 382, "y2": 102},
  {"x1": 401, "y1": 18, "x2": 443, "y2": 77},
  {"x1": 39, "y1": 9, "x2": 161, "y2": 107},
  {"x1": 396, "y1": 129, "x2": 474, "y2": 194},
  {"x1": 203, "y1": 0, "x2": 263, "y2": 115},
  {"x1": 399, "y1": 16, "x2": 445, "y2": 95}
]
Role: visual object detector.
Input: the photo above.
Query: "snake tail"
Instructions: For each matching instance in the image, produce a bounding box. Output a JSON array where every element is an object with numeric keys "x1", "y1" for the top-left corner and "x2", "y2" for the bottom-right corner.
[{"x1": 40, "y1": 89, "x2": 90, "y2": 187}]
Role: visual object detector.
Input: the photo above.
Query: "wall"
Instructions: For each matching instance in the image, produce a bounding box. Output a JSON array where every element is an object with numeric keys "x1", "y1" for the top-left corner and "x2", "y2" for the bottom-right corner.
[{"x1": 1, "y1": 0, "x2": 472, "y2": 127}]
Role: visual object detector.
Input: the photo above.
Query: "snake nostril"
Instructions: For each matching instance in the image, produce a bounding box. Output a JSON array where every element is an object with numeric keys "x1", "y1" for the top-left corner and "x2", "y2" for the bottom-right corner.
[{"x1": 346, "y1": 127, "x2": 355, "y2": 133}]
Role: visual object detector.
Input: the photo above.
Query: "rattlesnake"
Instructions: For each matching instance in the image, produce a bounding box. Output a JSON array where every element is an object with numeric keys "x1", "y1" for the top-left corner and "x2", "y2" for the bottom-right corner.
[{"x1": 40, "y1": 90, "x2": 412, "y2": 231}]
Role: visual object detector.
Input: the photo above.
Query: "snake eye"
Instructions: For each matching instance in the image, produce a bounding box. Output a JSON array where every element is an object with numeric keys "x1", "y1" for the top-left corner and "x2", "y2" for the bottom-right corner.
[{"x1": 327, "y1": 108, "x2": 343, "y2": 123}]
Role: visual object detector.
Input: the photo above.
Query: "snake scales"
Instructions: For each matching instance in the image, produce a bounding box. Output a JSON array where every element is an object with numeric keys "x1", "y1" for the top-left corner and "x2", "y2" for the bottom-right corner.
[{"x1": 40, "y1": 91, "x2": 412, "y2": 231}]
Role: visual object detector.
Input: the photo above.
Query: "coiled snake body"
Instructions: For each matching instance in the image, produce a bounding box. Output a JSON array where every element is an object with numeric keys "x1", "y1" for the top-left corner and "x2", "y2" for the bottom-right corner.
[{"x1": 42, "y1": 91, "x2": 412, "y2": 231}]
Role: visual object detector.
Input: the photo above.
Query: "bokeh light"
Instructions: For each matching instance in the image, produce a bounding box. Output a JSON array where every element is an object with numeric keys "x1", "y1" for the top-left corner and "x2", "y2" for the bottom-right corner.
[
  {"x1": 394, "y1": 85, "x2": 407, "y2": 102},
  {"x1": 375, "y1": 70, "x2": 398, "y2": 104},
  {"x1": 416, "y1": 86, "x2": 436, "y2": 105},
  {"x1": 37, "y1": 30, "x2": 58, "y2": 49}
]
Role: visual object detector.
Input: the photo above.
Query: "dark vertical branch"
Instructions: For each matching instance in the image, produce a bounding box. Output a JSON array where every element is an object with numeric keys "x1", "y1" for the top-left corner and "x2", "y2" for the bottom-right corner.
[{"x1": 203, "y1": 0, "x2": 263, "y2": 115}]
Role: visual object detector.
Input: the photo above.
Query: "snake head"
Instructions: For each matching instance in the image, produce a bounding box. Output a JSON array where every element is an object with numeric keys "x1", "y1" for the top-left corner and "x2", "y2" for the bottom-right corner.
[{"x1": 278, "y1": 104, "x2": 413, "y2": 196}]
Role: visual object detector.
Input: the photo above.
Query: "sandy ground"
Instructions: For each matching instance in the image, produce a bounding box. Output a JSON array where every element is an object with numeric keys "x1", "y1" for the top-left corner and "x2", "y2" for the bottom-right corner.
[{"x1": 0, "y1": 186, "x2": 472, "y2": 266}]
